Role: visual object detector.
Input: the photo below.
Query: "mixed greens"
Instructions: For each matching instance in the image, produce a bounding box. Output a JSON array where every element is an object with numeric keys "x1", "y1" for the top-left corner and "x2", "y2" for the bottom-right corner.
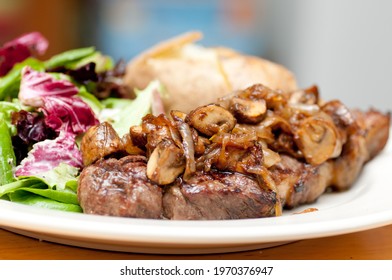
[{"x1": 0, "y1": 32, "x2": 164, "y2": 212}]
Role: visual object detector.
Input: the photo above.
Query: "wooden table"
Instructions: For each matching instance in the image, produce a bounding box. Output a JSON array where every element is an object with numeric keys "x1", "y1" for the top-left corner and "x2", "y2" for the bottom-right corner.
[{"x1": 1, "y1": 224, "x2": 391, "y2": 260}]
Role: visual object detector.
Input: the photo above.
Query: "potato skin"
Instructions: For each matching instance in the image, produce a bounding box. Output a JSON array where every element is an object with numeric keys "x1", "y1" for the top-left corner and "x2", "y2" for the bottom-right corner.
[{"x1": 124, "y1": 32, "x2": 298, "y2": 114}]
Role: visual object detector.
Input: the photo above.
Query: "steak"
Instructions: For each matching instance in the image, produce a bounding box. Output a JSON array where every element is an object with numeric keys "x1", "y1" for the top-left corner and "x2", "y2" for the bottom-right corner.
[
  {"x1": 270, "y1": 155, "x2": 333, "y2": 208},
  {"x1": 78, "y1": 155, "x2": 162, "y2": 218},
  {"x1": 163, "y1": 171, "x2": 278, "y2": 220},
  {"x1": 78, "y1": 83, "x2": 390, "y2": 220}
]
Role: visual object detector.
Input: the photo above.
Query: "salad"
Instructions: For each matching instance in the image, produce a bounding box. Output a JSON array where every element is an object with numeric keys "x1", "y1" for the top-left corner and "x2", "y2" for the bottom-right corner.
[{"x1": 0, "y1": 32, "x2": 164, "y2": 212}]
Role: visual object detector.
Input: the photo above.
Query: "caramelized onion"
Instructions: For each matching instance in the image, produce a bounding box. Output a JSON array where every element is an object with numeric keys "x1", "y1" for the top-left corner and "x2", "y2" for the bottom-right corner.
[{"x1": 171, "y1": 111, "x2": 196, "y2": 181}]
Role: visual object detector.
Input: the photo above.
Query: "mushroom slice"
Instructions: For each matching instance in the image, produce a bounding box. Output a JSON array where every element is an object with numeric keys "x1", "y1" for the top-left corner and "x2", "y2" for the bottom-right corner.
[
  {"x1": 288, "y1": 85, "x2": 319, "y2": 105},
  {"x1": 295, "y1": 116, "x2": 342, "y2": 165},
  {"x1": 129, "y1": 125, "x2": 147, "y2": 149},
  {"x1": 80, "y1": 122, "x2": 122, "y2": 166},
  {"x1": 187, "y1": 104, "x2": 236, "y2": 137},
  {"x1": 147, "y1": 139, "x2": 185, "y2": 185},
  {"x1": 141, "y1": 114, "x2": 182, "y2": 154},
  {"x1": 238, "y1": 83, "x2": 287, "y2": 110},
  {"x1": 121, "y1": 133, "x2": 145, "y2": 155},
  {"x1": 229, "y1": 97, "x2": 266, "y2": 124}
]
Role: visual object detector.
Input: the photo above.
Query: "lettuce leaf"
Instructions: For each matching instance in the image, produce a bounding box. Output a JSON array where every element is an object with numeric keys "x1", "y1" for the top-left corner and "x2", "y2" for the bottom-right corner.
[
  {"x1": 42, "y1": 95, "x2": 99, "y2": 135},
  {"x1": 19, "y1": 66, "x2": 79, "y2": 107},
  {"x1": 99, "y1": 80, "x2": 165, "y2": 137},
  {"x1": 77, "y1": 86, "x2": 104, "y2": 116},
  {"x1": 3, "y1": 32, "x2": 48, "y2": 56},
  {"x1": 15, "y1": 132, "x2": 82, "y2": 177},
  {"x1": 13, "y1": 188, "x2": 79, "y2": 205},
  {"x1": 0, "y1": 32, "x2": 48, "y2": 77},
  {"x1": 0, "y1": 58, "x2": 45, "y2": 101},
  {"x1": 64, "y1": 51, "x2": 114, "y2": 73},
  {"x1": 18, "y1": 67, "x2": 99, "y2": 134},
  {"x1": 26, "y1": 162, "x2": 79, "y2": 191},
  {"x1": 0, "y1": 101, "x2": 21, "y2": 134},
  {"x1": 0, "y1": 163, "x2": 81, "y2": 212},
  {"x1": 8, "y1": 191, "x2": 82, "y2": 212},
  {"x1": 44, "y1": 47, "x2": 96, "y2": 70},
  {"x1": 0, "y1": 178, "x2": 42, "y2": 197}
]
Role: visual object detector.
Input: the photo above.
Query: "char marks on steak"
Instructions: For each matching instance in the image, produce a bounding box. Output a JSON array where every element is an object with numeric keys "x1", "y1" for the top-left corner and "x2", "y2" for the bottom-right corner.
[
  {"x1": 78, "y1": 83, "x2": 390, "y2": 220},
  {"x1": 270, "y1": 155, "x2": 334, "y2": 209},
  {"x1": 163, "y1": 171, "x2": 277, "y2": 220},
  {"x1": 78, "y1": 155, "x2": 162, "y2": 218}
]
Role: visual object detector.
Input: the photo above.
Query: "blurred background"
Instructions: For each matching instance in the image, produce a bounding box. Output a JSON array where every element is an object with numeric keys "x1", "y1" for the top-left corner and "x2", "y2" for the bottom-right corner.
[{"x1": 1, "y1": 0, "x2": 391, "y2": 111}]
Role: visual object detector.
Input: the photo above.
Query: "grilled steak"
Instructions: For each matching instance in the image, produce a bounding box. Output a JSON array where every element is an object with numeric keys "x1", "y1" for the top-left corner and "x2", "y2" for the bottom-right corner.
[
  {"x1": 78, "y1": 155, "x2": 162, "y2": 218},
  {"x1": 271, "y1": 108, "x2": 390, "y2": 208},
  {"x1": 163, "y1": 171, "x2": 278, "y2": 220},
  {"x1": 270, "y1": 155, "x2": 334, "y2": 208},
  {"x1": 78, "y1": 83, "x2": 390, "y2": 220}
]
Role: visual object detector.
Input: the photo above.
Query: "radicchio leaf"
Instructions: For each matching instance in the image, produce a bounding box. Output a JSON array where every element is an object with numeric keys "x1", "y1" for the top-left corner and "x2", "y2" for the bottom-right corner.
[
  {"x1": 11, "y1": 110, "x2": 57, "y2": 143},
  {"x1": 11, "y1": 110, "x2": 58, "y2": 164},
  {"x1": 42, "y1": 96, "x2": 99, "y2": 135},
  {"x1": 15, "y1": 132, "x2": 83, "y2": 177},
  {"x1": 19, "y1": 66, "x2": 78, "y2": 107},
  {"x1": 3, "y1": 32, "x2": 48, "y2": 55},
  {"x1": 66, "y1": 62, "x2": 98, "y2": 83},
  {"x1": 0, "y1": 32, "x2": 48, "y2": 77},
  {"x1": 18, "y1": 66, "x2": 99, "y2": 134}
]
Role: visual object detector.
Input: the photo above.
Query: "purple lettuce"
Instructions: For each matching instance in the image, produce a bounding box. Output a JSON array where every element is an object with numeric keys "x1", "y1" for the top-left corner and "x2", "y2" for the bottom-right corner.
[
  {"x1": 14, "y1": 66, "x2": 99, "y2": 175},
  {"x1": 42, "y1": 96, "x2": 99, "y2": 135},
  {"x1": 15, "y1": 132, "x2": 83, "y2": 177},
  {"x1": 19, "y1": 66, "x2": 78, "y2": 107},
  {"x1": 19, "y1": 66, "x2": 99, "y2": 134},
  {"x1": 11, "y1": 110, "x2": 58, "y2": 164},
  {"x1": 0, "y1": 32, "x2": 48, "y2": 76}
]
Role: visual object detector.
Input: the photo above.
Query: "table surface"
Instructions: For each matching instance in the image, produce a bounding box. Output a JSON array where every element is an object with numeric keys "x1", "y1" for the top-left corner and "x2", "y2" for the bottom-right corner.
[{"x1": 1, "y1": 224, "x2": 391, "y2": 260}]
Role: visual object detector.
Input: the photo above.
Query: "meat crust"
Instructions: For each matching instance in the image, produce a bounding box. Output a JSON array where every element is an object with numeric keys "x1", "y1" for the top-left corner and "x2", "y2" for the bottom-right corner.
[
  {"x1": 163, "y1": 171, "x2": 277, "y2": 220},
  {"x1": 78, "y1": 155, "x2": 162, "y2": 218},
  {"x1": 78, "y1": 83, "x2": 390, "y2": 220},
  {"x1": 270, "y1": 155, "x2": 334, "y2": 208}
]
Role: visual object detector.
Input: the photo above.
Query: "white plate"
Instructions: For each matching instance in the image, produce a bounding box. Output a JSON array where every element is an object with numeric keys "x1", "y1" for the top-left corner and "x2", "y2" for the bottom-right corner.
[{"x1": 1, "y1": 140, "x2": 391, "y2": 254}]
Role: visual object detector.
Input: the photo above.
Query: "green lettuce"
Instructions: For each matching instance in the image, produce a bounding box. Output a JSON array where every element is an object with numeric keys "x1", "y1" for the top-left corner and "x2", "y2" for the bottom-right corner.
[
  {"x1": 0, "y1": 163, "x2": 81, "y2": 212},
  {"x1": 0, "y1": 57, "x2": 45, "y2": 101},
  {"x1": 99, "y1": 80, "x2": 163, "y2": 137}
]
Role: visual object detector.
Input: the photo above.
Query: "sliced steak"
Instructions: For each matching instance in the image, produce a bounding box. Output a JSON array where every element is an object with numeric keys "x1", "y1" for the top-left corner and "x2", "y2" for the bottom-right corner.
[
  {"x1": 78, "y1": 155, "x2": 162, "y2": 218},
  {"x1": 270, "y1": 108, "x2": 390, "y2": 209},
  {"x1": 270, "y1": 155, "x2": 333, "y2": 209},
  {"x1": 163, "y1": 171, "x2": 277, "y2": 220}
]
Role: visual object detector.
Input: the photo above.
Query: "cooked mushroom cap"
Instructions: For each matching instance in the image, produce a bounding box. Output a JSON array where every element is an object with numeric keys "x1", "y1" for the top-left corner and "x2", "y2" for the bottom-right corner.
[
  {"x1": 295, "y1": 117, "x2": 342, "y2": 165},
  {"x1": 121, "y1": 133, "x2": 145, "y2": 155},
  {"x1": 129, "y1": 125, "x2": 147, "y2": 148},
  {"x1": 229, "y1": 97, "x2": 266, "y2": 124},
  {"x1": 80, "y1": 122, "x2": 122, "y2": 166},
  {"x1": 187, "y1": 104, "x2": 236, "y2": 137},
  {"x1": 146, "y1": 140, "x2": 185, "y2": 185},
  {"x1": 288, "y1": 85, "x2": 319, "y2": 105}
]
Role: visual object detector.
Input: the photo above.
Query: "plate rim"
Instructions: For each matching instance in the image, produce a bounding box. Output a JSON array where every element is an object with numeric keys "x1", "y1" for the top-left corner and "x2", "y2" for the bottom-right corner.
[{"x1": 0, "y1": 138, "x2": 391, "y2": 253}]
